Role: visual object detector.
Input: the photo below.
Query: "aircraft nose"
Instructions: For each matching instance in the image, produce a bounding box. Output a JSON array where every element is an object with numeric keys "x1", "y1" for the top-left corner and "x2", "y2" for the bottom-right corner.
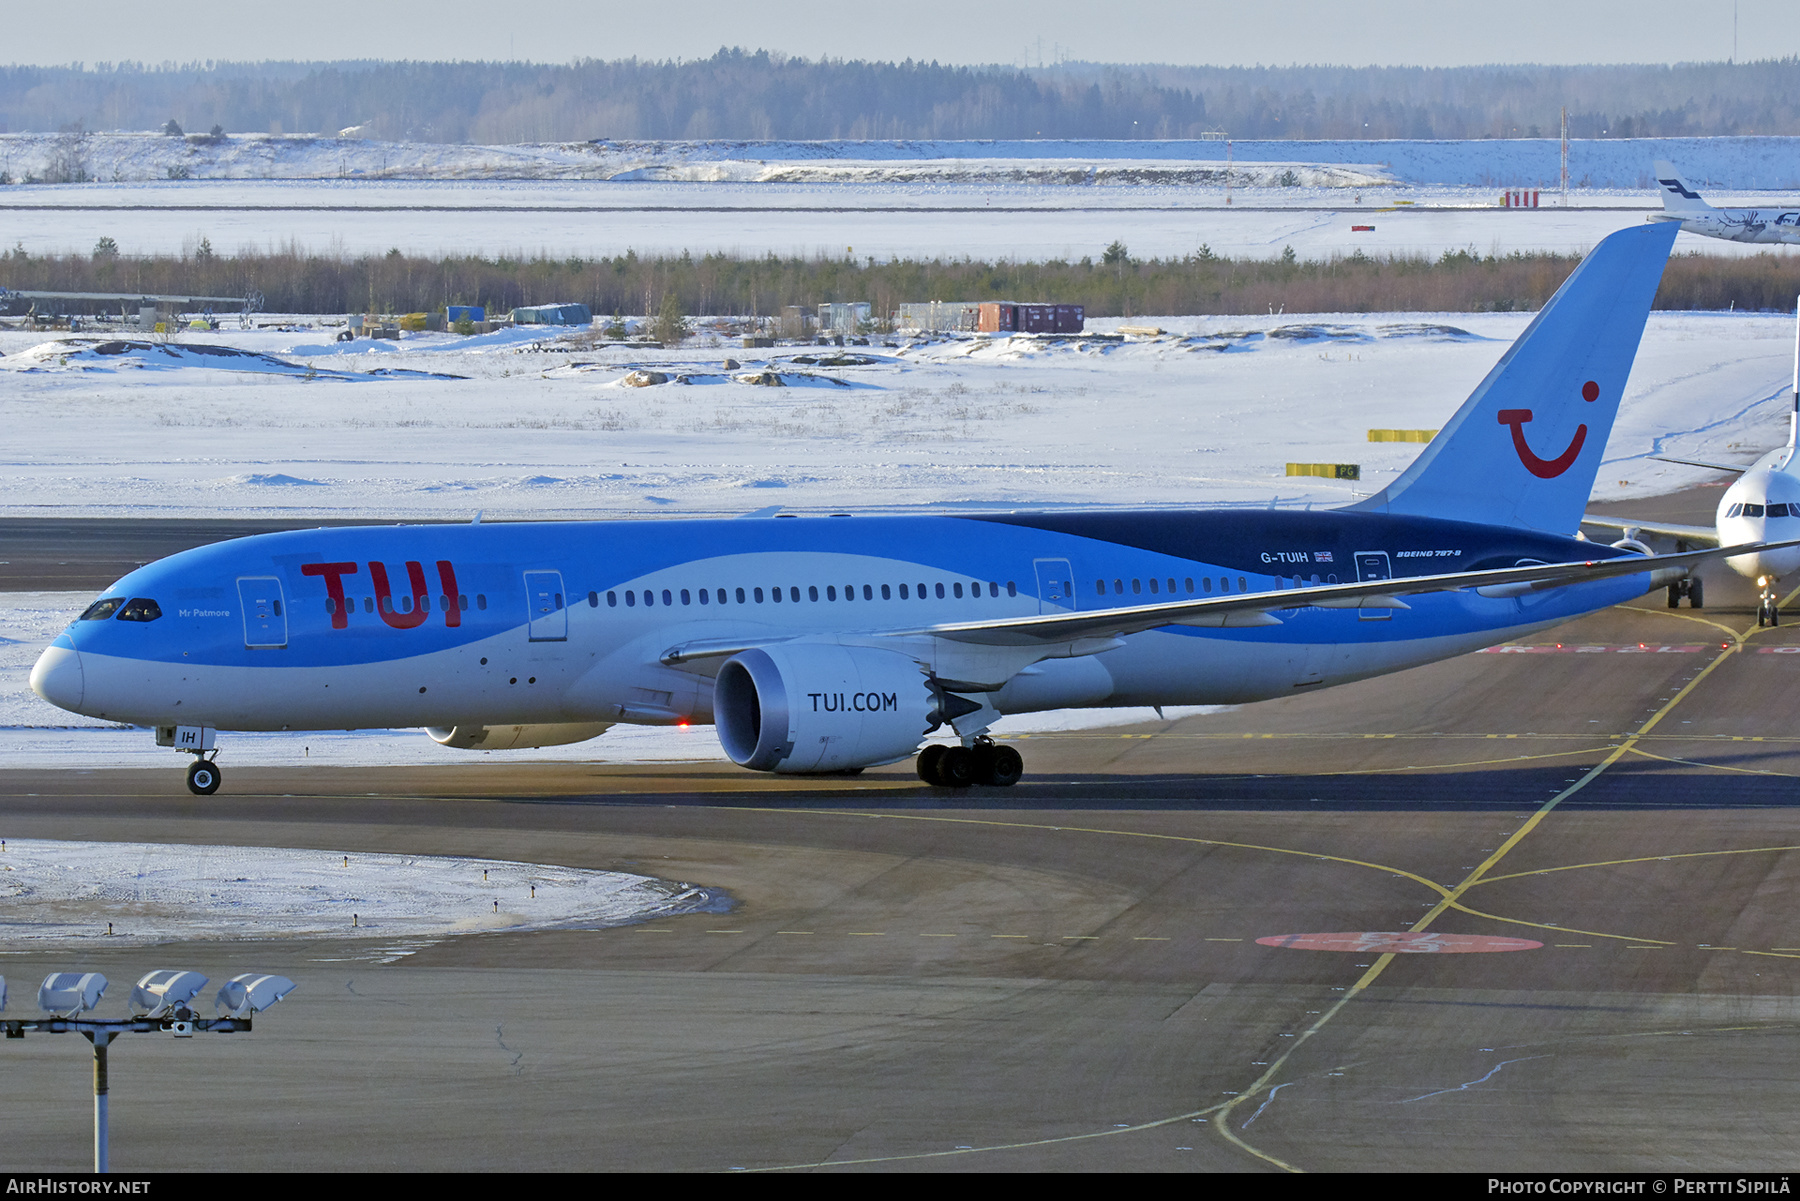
[{"x1": 30, "y1": 639, "x2": 85, "y2": 713}]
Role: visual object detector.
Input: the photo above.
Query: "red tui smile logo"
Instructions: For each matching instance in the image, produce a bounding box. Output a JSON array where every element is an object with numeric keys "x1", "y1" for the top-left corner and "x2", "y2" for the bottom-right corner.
[{"x1": 1496, "y1": 380, "x2": 1600, "y2": 479}]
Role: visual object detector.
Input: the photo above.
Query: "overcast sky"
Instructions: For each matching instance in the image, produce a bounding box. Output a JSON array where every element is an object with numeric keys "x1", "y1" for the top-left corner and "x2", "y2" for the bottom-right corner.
[{"x1": 6, "y1": 1, "x2": 1796, "y2": 68}]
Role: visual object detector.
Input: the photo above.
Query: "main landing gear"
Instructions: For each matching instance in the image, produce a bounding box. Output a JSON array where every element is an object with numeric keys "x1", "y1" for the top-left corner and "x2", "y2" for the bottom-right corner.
[
  {"x1": 917, "y1": 737, "x2": 1023, "y2": 788},
  {"x1": 185, "y1": 755, "x2": 223, "y2": 795},
  {"x1": 1666, "y1": 576, "x2": 1704, "y2": 609}
]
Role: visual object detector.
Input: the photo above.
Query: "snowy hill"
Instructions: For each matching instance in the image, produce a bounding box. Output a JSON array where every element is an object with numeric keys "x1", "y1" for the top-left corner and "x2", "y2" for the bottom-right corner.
[{"x1": 3, "y1": 132, "x2": 1797, "y2": 189}]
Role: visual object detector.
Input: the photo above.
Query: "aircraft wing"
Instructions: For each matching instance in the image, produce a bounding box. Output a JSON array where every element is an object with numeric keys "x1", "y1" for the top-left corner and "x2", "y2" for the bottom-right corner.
[
  {"x1": 1580, "y1": 514, "x2": 1719, "y2": 546},
  {"x1": 907, "y1": 540, "x2": 1785, "y2": 647},
  {"x1": 663, "y1": 539, "x2": 1792, "y2": 665}
]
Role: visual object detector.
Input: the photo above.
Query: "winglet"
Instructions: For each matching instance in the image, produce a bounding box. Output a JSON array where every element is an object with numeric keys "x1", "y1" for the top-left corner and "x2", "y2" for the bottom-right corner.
[{"x1": 1345, "y1": 222, "x2": 1678, "y2": 533}]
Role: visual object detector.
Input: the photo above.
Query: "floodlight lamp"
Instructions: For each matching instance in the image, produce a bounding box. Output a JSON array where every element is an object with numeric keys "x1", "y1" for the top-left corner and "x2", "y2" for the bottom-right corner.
[
  {"x1": 214, "y1": 974, "x2": 295, "y2": 1018},
  {"x1": 38, "y1": 972, "x2": 107, "y2": 1017},
  {"x1": 130, "y1": 970, "x2": 209, "y2": 1018}
]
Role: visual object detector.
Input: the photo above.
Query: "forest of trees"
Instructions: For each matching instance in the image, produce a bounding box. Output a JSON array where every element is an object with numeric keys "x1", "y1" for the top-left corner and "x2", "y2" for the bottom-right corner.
[
  {"x1": 3, "y1": 51, "x2": 1800, "y2": 143},
  {"x1": 5, "y1": 244, "x2": 1796, "y2": 319}
]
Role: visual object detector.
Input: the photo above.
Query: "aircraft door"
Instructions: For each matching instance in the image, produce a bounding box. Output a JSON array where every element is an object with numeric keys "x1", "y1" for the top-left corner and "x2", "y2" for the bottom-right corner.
[
  {"x1": 237, "y1": 577, "x2": 288, "y2": 648},
  {"x1": 1033, "y1": 558, "x2": 1077, "y2": 614},
  {"x1": 525, "y1": 571, "x2": 568, "y2": 641},
  {"x1": 1353, "y1": 551, "x2": 1393, "y2": 621}
]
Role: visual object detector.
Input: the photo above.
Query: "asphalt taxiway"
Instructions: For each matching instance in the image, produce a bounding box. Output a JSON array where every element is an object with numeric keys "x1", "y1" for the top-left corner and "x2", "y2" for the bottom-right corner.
[{"x1": 3, "y1": 488, "x2": 1798, "y2": 1173}]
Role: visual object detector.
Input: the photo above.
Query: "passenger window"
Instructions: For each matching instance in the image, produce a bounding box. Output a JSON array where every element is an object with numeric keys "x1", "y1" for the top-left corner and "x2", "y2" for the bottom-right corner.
[
  {"x1": 117, "y1": 598, "x2": 162, "y2": 622},
  {"x1": 1006, "y1": 581, "x2": 1017, "y2": 597},
  {"x1": 80, "y1": 597, "x2": 125, "y2": 621},
  {"x1": 864, "y1": 585, "x2": 874, "y2": 600},
  {"x1": 697, "y1": 590, "x2": 707, "y2": 605},
  {"x1": 607, "y1": 591, "x2": 617, "y2": 607},
  {"x1": 882, "y1": 584, "x2": 892, "y2": 599},
  {"x1": 827, "y1": 586, "x2": 837, "y2": 601},
  {"x1": 1096, "y1": 580, "x2": 1106, "y2": 596},
  {"x1": 789, "y1": 587, "x2": 799, "y2": 602},
  {"x1": 952, "y1": 582, "x2": 963, "y2": 598},
  {"x1": 771, "y1": 586, "x2": 783, "y2": 603},
  {"x1": 917, "y1": 582, "x2": 927, "y2": 598},
  {"x1": 589, "y1": 591, "x2": 598, "y2": 607},
  {"x1": 735, "y1": 588, "x2": 746, "y2": 604},
  {"x1": 460, "y1": 594, "x2": 469, "y2": 610},
  {"x1": 477, "y1": 594, "x2": 488, "y2": 610},
  {"x1": 626, "y1": 591, "x2": 636, "y2": 607},
  {"x1": 1238, "y1": 577, "x2": 1247, "y2": 592},
  {"x1": 661, "y1": 589, "x2": 671, "y2": 606},
  {"x1": 899, "y1": 584, "x2": 909, "y2": 599},
  {"x1": 808, "y1": 585, "x2": 819, "y2": 602},
  {"x1": 680, "y1": 589, "x2": 691, "y2": 605},
  {"x1": 1203, "y1": 578, "x2": 1212, "y2": 593},
  {"x1": 1113, "y1": 579, "x2": 1123, "y2": 594},
  {"x1": 364, "y1": 597, "x2": 374, "y2": 613},
  {"x1": 754, "y1": 587, "x2": 764, "y2": 603},
  {"x1": 643, "y1": 590, "x2": 654, "y2": 608},
  {"x1": 1185, "y1": 578, "x2": 1195, "y2": 593},
  {"x1": 935, "y1": 582, "x2": 945, "y2": 599},
  {"x1": 1132, "y1": 579, "x2": 1142, "y2": 595},
  {"x1": 1148, "y1": 578, "x2": 1159, "y2": 594}
]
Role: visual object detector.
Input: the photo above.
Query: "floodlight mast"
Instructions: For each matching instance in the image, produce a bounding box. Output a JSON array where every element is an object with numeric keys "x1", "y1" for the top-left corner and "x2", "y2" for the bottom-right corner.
[{"x1": 2, "y1": 971, "x2": 294, "y2": 1172}]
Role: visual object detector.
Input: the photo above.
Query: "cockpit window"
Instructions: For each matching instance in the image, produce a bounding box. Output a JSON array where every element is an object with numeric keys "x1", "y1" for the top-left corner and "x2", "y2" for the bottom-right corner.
[
  {"x1": 116, "y1": 598, "x2": 163, "y2": 622},
  {"x1": 1770, "y1": 503, "x2": 1791, "y2": 517},
  {"x1": 1742, "y1": 503, "x2": 1766, "y2": 517},
  {"x1": 1726, "y1": 504, "x2": 1743, "y2": 518},
  {"x1": 79, "y1": 597, "x2": 126, "y2": 621}
]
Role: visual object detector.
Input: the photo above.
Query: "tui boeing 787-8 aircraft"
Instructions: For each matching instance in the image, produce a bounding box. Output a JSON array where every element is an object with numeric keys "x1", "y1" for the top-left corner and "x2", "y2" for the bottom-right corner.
[{"x1": 29, "y1": 223, "x2": 1787, "y2": 795}]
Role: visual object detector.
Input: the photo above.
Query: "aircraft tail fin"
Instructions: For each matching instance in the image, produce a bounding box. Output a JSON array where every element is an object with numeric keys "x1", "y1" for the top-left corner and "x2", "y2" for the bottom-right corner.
[
  {"x1": 1345, "y1": 222, "x2": 1677, "y2": 533},
  {"x1": 1654, "y1": 160, "x2": 1714, "y2": 213}
]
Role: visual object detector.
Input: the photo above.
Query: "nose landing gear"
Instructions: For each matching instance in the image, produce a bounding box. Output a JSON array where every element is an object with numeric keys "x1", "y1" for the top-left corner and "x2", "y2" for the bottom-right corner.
[
  {"x1": 917, "y1": 737, "x2": 1023, "y2": 788},
  {"x1": 185, "y1": 755, "x2": 222, "y2": 795},
  {"x1": 1758, "y1": 577, "x2": 1782, "y2": 628}
]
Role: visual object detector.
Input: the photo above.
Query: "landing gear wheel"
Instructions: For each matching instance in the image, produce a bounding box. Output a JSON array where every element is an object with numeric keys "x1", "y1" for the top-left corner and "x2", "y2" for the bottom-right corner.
[
  {"x1": 976, "y1": 743, "x2": 1023, "y2": 787},
  {"x1": 186, "y1": 759, "x2": 222, "y2": 796},
  {"x1": 917, "y1": 744, "x2": 947, "y2": 785},
  {"x1": 1667, "y1": 583, "x2": 1682, "y2": 608},
  {"x1": 1688, "y1": 577, "x2": 1704, "y2": 609},
  {"x1": 937, "y1": 745, "x2": 978, "y2": 788}
]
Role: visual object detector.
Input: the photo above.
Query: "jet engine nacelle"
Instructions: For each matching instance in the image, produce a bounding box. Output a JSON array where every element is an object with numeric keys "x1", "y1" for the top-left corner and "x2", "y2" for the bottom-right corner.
[
  {"x1": 715, "y1": 643, "x2": 936, "y2": 773},
  {"x1": 427, "y1": 722, "x2": 614, "y2": 750}
]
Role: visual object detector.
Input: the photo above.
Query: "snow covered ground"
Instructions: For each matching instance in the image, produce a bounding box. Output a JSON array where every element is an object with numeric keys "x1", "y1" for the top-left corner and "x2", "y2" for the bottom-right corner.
[
  {"x1": 5, "y1": 132, "x2": 1798, "y2": 188},
  {"x1": 0, "y1": 180, "x2": 1738, "y2": 261},
  {"x1": 0, "y1": 838, "x2": 723, "y2": 951},
  {"x1": 1, "y1": 312, "x2": 1788, "y2": 524},
  {"x1": 3, "y1": 134, "x2": 1797, "y2": 259}
]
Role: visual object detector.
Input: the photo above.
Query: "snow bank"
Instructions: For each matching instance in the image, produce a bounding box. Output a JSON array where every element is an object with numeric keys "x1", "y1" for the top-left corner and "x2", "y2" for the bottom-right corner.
[{"x1": 0, "y1": 838, "x2": 726, "y2": 950}]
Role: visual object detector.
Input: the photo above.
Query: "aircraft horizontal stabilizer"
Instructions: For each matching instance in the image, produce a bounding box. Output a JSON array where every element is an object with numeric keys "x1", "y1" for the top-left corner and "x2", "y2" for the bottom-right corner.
[{"x1": 1580, "y1": 514, "x2": 1720, "y2": 546}]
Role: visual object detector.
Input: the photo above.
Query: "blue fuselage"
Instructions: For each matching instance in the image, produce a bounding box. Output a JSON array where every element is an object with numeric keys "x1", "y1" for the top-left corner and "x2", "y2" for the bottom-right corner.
[{"x1": 36, "y1": 508, "x2": 1645, "y2": 737}]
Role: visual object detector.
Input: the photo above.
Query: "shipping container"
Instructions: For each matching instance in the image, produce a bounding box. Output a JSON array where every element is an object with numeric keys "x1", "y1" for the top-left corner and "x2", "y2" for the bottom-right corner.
[
  {"x1": 895, "y1": 301, "x2": 980, "y2": 332},
  {"x1": 817, "y1": 301, "x2": 872, "y2": 335},
  {"x1": 976, "y1": 302, "x2": 1084, "y2": 334},
  {"x1": 510, "y1": 303, "x2": 593, "y2": 326}
]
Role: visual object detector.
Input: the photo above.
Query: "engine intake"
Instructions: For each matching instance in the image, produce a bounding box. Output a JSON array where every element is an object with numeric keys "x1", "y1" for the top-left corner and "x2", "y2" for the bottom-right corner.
[{"x1": 716, "y1": 643, "x2": 936, "y2": 773}]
